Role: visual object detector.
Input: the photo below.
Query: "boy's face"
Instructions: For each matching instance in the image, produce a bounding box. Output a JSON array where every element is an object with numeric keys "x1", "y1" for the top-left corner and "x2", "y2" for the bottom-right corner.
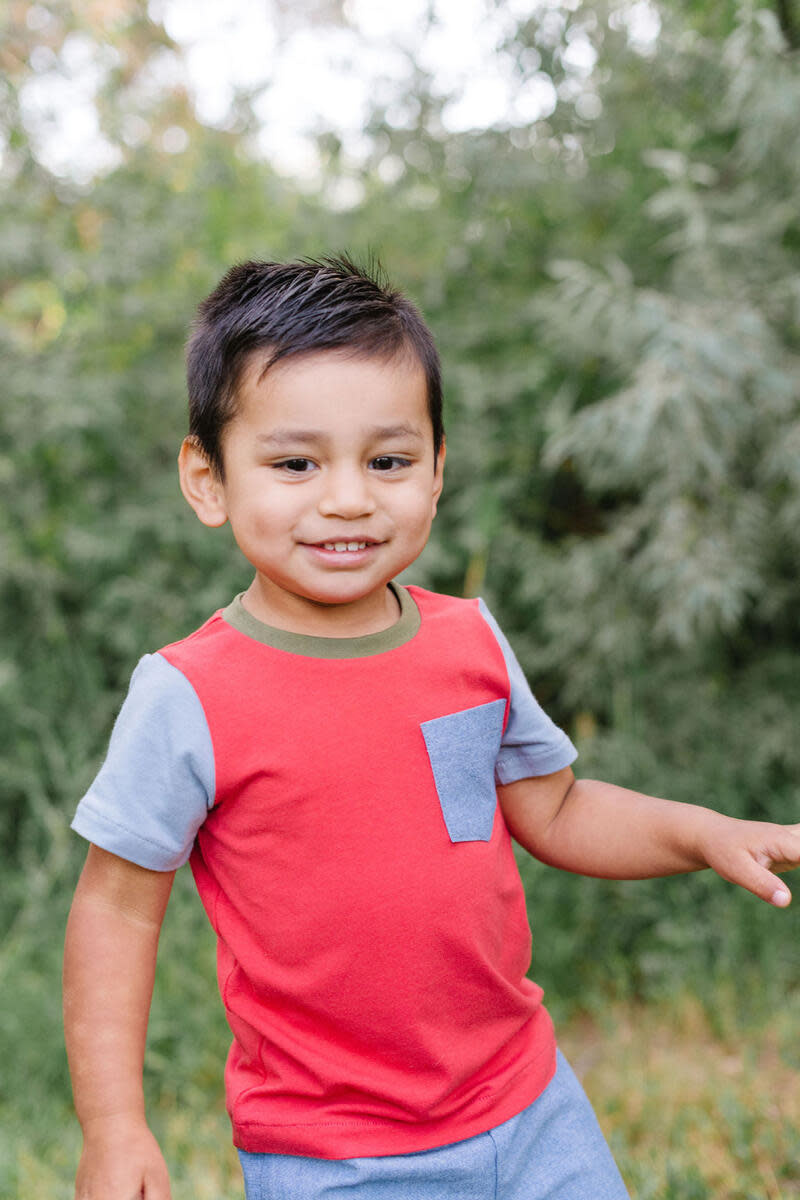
[{"x1": 180, "y1": 349, "x2": 444, "y2": 635}]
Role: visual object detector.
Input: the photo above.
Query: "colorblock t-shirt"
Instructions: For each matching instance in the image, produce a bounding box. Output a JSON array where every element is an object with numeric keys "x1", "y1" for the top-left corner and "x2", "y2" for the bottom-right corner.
[{"x1": 72, "y1": 584, "x2": 577, "y2": 1159}]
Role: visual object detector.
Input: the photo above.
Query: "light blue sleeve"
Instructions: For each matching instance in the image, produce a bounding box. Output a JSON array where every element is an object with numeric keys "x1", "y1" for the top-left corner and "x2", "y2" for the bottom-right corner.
[
  {"x1": 478, "y1": 599, "x2": 578, "y2": 784},
  {"x1": 71, "y1": 653, "x2": 215, "y2": 870}
]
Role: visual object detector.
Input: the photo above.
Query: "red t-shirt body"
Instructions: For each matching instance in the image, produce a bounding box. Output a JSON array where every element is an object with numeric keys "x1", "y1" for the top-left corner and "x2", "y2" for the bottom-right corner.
[{"x1": 159, "y1": 587, "x2": 557, "y2": 1158}]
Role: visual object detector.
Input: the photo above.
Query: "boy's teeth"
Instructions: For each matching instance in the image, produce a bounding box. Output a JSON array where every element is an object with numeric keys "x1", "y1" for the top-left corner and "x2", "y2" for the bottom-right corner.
[{"x1": 323, "y1": 541, "x2": 368, "y2": 552}]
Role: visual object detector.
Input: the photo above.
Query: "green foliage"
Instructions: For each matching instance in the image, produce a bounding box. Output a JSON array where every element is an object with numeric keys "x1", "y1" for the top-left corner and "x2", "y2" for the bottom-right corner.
[
  {"x1": 535, "y1": 10, "x2": 800, "y2": 666},
  {"x1": 2, "y1": 0, "x2": 800, "y2": 1190}
]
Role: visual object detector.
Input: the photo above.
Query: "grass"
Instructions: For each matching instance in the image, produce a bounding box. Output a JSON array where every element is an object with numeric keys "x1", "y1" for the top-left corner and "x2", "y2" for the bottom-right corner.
[
  {"x1": 5, "y1": 989, "x2": 800, "y2": 1198},
  {"x1": 562, "y1": 992, "x2": 800, "y2": 1199}
]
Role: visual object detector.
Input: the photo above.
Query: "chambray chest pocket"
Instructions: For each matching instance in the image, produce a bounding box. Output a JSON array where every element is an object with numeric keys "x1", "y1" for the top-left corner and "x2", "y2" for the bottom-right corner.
[{"x1": 420, "y1": 699, "x2": 507, "y2": 842}]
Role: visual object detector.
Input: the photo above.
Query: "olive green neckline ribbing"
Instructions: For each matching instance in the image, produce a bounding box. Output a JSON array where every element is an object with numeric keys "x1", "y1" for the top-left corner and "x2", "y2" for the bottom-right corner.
[{"x1": 221, "y1": 582, "x2": 420, "y2": 659}]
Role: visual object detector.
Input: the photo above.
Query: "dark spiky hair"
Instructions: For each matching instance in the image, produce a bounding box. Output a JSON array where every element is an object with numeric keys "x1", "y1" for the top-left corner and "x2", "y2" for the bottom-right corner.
[{"x1": 186, "y1": 254, "x2": 443, "y2": 477}]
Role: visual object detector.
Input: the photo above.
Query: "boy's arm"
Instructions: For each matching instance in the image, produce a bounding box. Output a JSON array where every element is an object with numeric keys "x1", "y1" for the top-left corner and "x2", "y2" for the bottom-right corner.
[
  {"x1": 498, "y1": 768, "x2": 800, "y2": 907},
  {"x1": 64, "y1": 844, "x2": 175, "y2": 1199}
]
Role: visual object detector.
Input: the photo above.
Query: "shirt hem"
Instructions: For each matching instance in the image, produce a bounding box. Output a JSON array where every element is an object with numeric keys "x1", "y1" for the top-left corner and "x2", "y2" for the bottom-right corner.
[
  {"x1": 231, "y1": 1041, "x2": 557, "y2": 1159},
  {"x1": 495, "y1": 739, "x2": 578, "y2": 785},
  {"x1": 70, "y1": 803, "x2": 188, "y2": 871}
]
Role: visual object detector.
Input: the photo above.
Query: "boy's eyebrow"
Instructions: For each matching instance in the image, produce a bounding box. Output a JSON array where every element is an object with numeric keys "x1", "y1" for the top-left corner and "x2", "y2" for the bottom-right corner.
[
  {"x1": 256, "y1": 430, "x2": 326, "y2": 447},
  {"x1": 257, "y1": 423, "x2": 426, "y2": 447},
  {"x1": 367, "y1": 422, "x2": 426, "y2": 442}
]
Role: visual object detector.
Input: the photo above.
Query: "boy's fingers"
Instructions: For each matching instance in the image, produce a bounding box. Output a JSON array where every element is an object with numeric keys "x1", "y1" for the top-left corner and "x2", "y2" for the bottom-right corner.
[
  {"x1": 749, "y1": 865, "x2": 791, "y2": 907},
  {"x1": 732, "y1": 825, "x2": 800, "y2": 906},
  {"x1": 720, "y1": 852, "x2": 792, "y2": 907},
  {"x1": 143, "y1": 1177, "x2": 171, "y2": 1199},
  {"x1": 762, "y1": 824, "x2": 800, "y2": 876},
  {"x1": 143, "y1": 1163, "x2": 172, "y2": 1199}
]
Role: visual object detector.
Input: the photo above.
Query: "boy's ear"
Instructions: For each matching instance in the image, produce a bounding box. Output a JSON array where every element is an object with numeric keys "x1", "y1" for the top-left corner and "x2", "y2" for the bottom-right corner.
[
  {"x1": 178, "y1": 437, "x2": 229, "y2": 528},
  {"x1": 432, "y1": 438, "x2": 446, "y2": 514}
]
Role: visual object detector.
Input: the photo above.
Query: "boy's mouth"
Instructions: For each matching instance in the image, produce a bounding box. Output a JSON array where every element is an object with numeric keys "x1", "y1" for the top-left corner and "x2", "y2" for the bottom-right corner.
[
  {"x1": 304, "y1": 536, "x2": 381, "y2": 552},
  {"x1": 321, "y1": 541, "x2": 369, "y2": 552},
  {"x1": 301, "y1": 537, "x2": 383, "y2": 560}
]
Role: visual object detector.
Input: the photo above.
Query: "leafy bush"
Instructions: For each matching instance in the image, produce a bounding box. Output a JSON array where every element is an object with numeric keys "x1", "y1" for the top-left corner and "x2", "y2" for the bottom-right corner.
[{"x1": 1, "y1": 4, "x2": 799, "y2": 1179}]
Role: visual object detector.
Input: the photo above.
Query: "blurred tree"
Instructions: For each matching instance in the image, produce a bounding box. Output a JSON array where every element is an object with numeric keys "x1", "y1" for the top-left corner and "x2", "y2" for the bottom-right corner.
[{"x1": 531, "y1": 4, "x2": 800, "y2": 689}]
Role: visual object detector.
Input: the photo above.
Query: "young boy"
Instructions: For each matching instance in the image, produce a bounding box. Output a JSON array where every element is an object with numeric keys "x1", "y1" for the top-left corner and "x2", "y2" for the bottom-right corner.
[{"x1": 64, "y1": 256, "x2": 800, "y2": 1200}]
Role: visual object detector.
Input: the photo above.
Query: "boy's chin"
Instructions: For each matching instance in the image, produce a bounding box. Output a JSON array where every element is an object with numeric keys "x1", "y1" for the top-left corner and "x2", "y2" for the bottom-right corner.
[{"x1": 247, "y1": 576, "x2": 399, "y2": 628}]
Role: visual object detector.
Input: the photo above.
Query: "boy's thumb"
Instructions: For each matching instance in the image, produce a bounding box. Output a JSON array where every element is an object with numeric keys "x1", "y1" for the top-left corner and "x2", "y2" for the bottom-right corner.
[
  {"x1": 723, "y1": 854, "x2": 791, "y2": 907},
  {"x1": 748, "y1": 865, "x2": 791, "y2": 907},
  {"x1": 769, "y1": 883, "x2": 792, "y2": 908}
]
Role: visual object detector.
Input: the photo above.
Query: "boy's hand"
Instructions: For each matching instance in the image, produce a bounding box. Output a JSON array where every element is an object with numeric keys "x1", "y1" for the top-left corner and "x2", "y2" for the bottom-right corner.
[
  {"x1": 75, "y1": 1114, "x2": 171, "y2": 1199},
  {"x1": 697, "y1": 816, "x2": 800, "y2": 908}
]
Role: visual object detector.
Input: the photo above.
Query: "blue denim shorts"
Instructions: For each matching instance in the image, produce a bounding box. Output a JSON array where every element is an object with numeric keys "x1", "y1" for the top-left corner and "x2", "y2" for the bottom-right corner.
[{"x1": 237, "y1": 1050, "x2": 630, "y2": 1199}]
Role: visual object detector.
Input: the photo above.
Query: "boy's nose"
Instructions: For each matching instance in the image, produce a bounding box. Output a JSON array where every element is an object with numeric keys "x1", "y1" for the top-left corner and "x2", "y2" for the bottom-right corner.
[{"x1": 317, "y1": 467, "x2": 377, "y2": 519}]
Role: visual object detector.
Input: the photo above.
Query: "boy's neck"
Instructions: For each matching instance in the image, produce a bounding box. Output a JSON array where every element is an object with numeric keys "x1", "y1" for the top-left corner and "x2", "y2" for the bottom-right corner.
[{"x1": 240, "y1": 577, "x2": 403, "y2": 639}]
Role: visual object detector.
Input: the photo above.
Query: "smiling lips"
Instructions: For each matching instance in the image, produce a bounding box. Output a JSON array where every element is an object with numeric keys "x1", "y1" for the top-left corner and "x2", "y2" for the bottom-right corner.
[{"x1": 306, "y1": 538, "x2": 380, "y2": 554}]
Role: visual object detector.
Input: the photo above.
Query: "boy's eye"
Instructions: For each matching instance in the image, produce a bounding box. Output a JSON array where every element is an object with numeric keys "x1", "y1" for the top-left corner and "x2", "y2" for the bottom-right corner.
[
  {"x1": 276, "y1": 458, "x2": 315, "y2": 473},
  {"x1": 370, "y1": 455, "x2": 411, "y2": 472}
]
